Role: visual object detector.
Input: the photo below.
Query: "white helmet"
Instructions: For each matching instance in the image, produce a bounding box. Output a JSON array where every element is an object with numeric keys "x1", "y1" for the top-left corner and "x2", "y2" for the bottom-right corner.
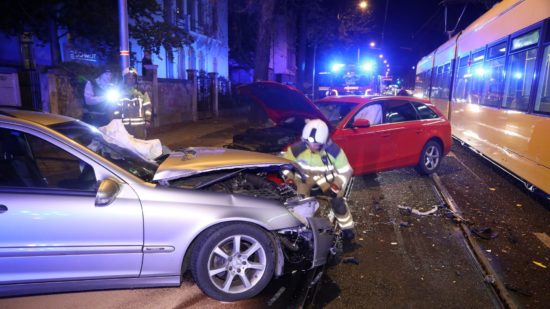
[
  {"x1": 122, "y1": 67, "x2": 138, "y2": 77},
  {"x1": 302, "y1": 119, "x2": 329, "y2": 146}
]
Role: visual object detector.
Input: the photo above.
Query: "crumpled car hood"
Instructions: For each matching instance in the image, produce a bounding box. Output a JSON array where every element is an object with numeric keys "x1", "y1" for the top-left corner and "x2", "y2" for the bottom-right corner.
[{"x1": 153, "y1": 147, "x2": 295, "y2": 181}]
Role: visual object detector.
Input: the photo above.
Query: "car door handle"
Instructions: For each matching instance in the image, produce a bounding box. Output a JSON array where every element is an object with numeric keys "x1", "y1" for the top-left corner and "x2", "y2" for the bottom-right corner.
[
  {"x1": 381, "y1": 133, "x2": 391, "y2": 138},
  {"x1": 415, "y1": 129, "x2": 423, "y2": 134},
  {"x1": 0, "y1": 205, "x2": 7, "y2": 214}
]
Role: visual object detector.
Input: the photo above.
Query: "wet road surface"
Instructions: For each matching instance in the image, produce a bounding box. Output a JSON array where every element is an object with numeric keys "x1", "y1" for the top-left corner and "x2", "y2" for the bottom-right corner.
[
  {"x1": 315, "y1": 168, "x2": 496, "y2": 308},
  {"x1": 2, "y1": 119, "x2": 548, "y2": 308}
]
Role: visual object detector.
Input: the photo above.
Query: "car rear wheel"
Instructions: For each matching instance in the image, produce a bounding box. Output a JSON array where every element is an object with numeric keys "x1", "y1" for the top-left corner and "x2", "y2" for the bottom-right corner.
[
  {"x1": 416, "y1": 140, "x2": 442, "y2": 175},
  {"x1": 190, "y1": 223, "x2": 275, "y2": 301}
]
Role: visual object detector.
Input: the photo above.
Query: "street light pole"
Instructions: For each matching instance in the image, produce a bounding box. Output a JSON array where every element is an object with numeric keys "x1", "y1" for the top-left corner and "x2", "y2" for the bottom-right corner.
[
  {"x1": 312, "y1": 44, "x2": 317, "y2": 100},
  {"x1": 118, "y1": 0, "x2": 130, "y2": 71},
  {"x1": 382, "y1": 0, "x2": 389, "y2": 45}
]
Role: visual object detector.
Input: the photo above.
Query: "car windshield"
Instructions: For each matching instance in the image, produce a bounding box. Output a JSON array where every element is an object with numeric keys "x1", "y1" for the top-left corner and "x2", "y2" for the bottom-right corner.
[
  {"x1": 49, "y1": 121, "x2": 158, "y2": 182},
  {"x1": 315, "y1": 101, "x2": 358, "y2": 126}
]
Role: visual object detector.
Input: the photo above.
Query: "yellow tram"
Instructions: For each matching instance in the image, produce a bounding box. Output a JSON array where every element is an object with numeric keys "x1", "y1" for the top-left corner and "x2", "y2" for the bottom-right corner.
[{"x1": 415, "y1": 0, "x2": 550, "y2": 195}]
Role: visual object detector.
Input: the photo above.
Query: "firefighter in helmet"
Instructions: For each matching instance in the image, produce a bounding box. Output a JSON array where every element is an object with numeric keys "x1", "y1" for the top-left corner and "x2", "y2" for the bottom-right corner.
[
  {"x1": 283, "y1": 119, "x2": 355, "y2": 240},
  {"x1": 119, "y1": 67, "x2": 152, "y2": 139}
]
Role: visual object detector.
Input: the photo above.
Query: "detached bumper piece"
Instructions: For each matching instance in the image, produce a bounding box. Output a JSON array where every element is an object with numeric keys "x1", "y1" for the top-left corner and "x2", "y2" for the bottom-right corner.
[{"x1": 307, "y1": 217, "x2": 334, "y2": 268}]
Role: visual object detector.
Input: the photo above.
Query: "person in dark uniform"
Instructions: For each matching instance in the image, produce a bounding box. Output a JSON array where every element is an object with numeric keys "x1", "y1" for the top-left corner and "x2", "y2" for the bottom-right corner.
[{"x1": 82, "y1": 69, "x2": 114, "y2": 127}]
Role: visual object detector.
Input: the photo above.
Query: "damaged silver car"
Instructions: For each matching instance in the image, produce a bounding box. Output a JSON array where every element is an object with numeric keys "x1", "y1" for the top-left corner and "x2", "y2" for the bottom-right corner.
[{"x1": 0, "y1": 108, "x2": 334, "y2": 301}]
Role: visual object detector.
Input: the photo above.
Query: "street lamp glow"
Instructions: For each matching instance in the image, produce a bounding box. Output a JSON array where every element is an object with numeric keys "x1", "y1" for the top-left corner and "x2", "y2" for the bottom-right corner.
[
  {"x1": 359, "y1": 1, "x2": 368, "y2": 10},
  {"x1": 369, "y1": 41, "x2": 376, "y2": 48},
  {"x1": 379, "y1": 54, "x2": 384, "y2": 58},
  {"x1": 383, "y1": 60, "x2": 387, "y2": 64},
  {"x1": 361, "y1": 61, "x2": 375, "y2": 72}
]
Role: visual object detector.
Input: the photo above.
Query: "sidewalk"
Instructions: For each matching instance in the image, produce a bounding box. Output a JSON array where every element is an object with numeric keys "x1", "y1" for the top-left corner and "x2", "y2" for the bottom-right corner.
[{"x1": 148, "y1": 115, "x2": 249, "y2": 150}]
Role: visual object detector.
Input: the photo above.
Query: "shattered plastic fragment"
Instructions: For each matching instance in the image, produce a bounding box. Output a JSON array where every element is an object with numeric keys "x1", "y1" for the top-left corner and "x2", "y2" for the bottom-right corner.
[
  {"x1": 489, "y1": 188, "x2": 496, "y2": 191},
  {"x1": 532, "y1": 261, "x2": 547, "y2": 269},
  {"x1": 397, "y1": 205, "x2": 438, "y2": 216},
  {"x1": 342, "y1": 257, "x2": 359, "y2": 265},
  {"x1": 391, "y1": 242, "x2": 398, "y2": 245}
]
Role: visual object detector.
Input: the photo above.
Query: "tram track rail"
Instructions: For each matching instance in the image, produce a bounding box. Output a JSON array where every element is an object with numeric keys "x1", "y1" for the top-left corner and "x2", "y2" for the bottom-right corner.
[{"x1": 431, "y1": 173, "x2": 517, "y2": 309}]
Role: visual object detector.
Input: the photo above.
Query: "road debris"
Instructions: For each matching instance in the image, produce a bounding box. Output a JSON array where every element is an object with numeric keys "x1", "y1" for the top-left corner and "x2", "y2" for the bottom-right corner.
[
  {"x1": 398, "y1": 205, "x2": 439, "y2": 216},
  {"x1": 533, "y1": 232, "x2": 550, "y2": 249},
  {"x1": 342, "y1": 257, "x2": 359, "y2": 265},
  {"x1": 471, "y1": 227, "x2": 499, "y2": 240},
  {"x1": 267, "y1": 286, "x2": 286, "y2": 306},
  {"x1": 399, "y1": 221, "x2": 412, "y2": 228},
  {"x1": 532, "y1": 261, "x2": 547, "y2": 269},
  {"x1": 505, "y1": 283, "x2": 534, "y2": 297}
]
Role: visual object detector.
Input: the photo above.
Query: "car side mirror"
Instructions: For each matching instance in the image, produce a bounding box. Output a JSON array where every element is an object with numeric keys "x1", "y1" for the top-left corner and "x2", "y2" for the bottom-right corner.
[
  {"x1": 352, "y1": 118, "x2": 371, "y2": 128},
  {"x1": 95, "y1": 178, "x2": 121, "y2": 207}
]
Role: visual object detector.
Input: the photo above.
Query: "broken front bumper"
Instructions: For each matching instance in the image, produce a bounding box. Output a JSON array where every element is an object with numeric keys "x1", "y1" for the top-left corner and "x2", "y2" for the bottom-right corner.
[{"x1": 274, "y1": 216, "x2": 335, "y2": 276}]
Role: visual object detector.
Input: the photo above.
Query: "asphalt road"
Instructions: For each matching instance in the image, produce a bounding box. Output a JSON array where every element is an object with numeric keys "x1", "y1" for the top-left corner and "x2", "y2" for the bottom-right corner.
[
  {"x1": 1, "y1": 119, "x2": 548, "y2": 308},
  {"x1": 312, "y1": 143, "x2": 549, "y2": 308}
]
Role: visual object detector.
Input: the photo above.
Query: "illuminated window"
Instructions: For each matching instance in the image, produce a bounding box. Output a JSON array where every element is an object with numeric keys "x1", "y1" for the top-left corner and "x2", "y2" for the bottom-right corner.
[
  {"x1": 534, "y1": 45, "x2": 550, "y2": 114},
  {"x1": 502, "y1": 48, "x2": 538, "y2": 111},
  {"x1": 481, "y1": 56, "x2": 505, "y2": 107},
  {"x1": 511, "y1": 30, "x2": 540, "y2": 51}
]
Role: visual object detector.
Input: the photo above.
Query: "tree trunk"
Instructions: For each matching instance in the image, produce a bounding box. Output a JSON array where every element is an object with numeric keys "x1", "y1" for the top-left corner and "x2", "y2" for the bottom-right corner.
[
  {"x1": 253, "y1": 0, "x2": 275, "y2": 81},
  {"x1": 49, "y1": 19, "x2": 61, "y2": 66},
  {"x1": 295, "y1": 7, "x2": 307, "y2": 91}
]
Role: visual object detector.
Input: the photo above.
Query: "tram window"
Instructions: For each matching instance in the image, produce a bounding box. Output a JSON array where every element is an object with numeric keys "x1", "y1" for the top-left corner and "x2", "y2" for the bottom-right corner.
[
  {"x1": 453, "y1": 63, "x2": 470, "y2": 103},
  {"x1": 511, "y1": 30, "x2": 540, "y2": 51},
  {"x1": 423, "y1": 69, "x2": 432, "y2": 98},
  {"x1": 534, "y1": 45, "x2": 550, "y2": 114},
  {"x1": 469, "y1": 62, "x2": 484, "y2": 104},
  {"x1": 431, "y1": 66, "x2": 445, "y2": 99},
  {"x1": 472, "y1": 50, "x2": 485, "y2": 63},
  {"x1": 488, "y1": 41, "x2": 507, "y2": 59},
  {"x1": 481, "y1": 57, "x2": 505, "y2": 107},
  {"x1": 459, "y1": 56, "x2": 469, "y2": 67},
  {"x1": 502, "y1": 48, "x2": 538, "y2": 111},
  {"x1": 442, "y1": 63, "x2": 451, "y2": 99}
]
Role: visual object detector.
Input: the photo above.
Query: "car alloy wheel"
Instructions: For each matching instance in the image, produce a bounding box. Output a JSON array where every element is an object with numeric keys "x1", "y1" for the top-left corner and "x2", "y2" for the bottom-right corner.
[
  {"x1": 424, "y1": 144, "x2": 440, "y2": 171},
  {"x1": 207, "y1": 234, "x2": 267, "y2": 294},
  {"x1": 191, "y1": 223, "x2": 275, "y2": 301},
  {"x1": 416, "y1": 140, "x2": 442, "y2": 175}
]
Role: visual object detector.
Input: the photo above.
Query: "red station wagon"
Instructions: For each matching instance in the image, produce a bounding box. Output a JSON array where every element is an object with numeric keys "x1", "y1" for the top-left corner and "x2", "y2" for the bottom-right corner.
[{"x1": 234, "y1": 81, "x2": 452, "y2": 175}]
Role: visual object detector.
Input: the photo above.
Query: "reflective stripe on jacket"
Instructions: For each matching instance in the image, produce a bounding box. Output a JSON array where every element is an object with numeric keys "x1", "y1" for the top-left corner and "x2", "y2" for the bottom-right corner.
[
  {"x1": 119, "y1": 88, "x2": 152, "y2": 126},
  {"x1": 283, "y1": 140, "x2": 353, "y2": 193}
]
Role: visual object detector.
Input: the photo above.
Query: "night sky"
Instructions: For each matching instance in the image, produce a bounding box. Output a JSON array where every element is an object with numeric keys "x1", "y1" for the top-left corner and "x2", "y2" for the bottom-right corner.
[{"x1": 320, "y1": 0, "x2": 497, "y2": 83}]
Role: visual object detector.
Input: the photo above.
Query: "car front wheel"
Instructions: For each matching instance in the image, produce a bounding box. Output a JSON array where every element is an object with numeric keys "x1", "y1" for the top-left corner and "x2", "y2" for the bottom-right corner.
[
  {"x1": 190, "y1": 223, "x2": 275, "y2": 301},
  {"x1": 416, "y1": 140, "x2": 442, "y2": 175}
]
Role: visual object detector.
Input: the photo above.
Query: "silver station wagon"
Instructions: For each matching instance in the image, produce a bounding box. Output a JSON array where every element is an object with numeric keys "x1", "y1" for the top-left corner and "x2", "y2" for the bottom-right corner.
[{"x1": 0, "y1": 107, "x2": 334, "y2": 301}]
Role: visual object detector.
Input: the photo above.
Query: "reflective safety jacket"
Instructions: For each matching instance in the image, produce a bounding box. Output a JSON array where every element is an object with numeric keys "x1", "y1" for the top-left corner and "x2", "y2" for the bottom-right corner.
[
  {"x1": 118, "y1": 88, "x2": 152, "y2": 127},
  {"x1": 283, "y1": 140, "x2": 353, "y2": 196}
]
